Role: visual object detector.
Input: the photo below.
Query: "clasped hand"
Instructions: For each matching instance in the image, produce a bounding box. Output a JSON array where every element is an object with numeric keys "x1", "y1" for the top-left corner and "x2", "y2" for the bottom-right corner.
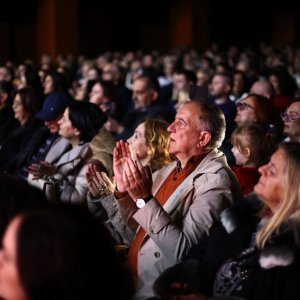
[
  {"x1": 28, "y1": 161, "x2": 56, "y2": 180},
  {"x1": 113, "y1": 140, "x2": 152, "y2": 200}
]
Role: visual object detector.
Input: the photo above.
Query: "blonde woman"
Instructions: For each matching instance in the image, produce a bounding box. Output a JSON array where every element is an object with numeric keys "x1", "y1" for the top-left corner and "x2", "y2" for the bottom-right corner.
[{"x1": 86, "y1": 118, "x2": 173, "y2": 244}]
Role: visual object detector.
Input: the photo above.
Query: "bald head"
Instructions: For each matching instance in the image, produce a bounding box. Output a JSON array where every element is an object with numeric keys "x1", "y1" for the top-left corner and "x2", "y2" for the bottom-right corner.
[{"x1": 250, "y1": 80, "x2": 274, "y2": 100}]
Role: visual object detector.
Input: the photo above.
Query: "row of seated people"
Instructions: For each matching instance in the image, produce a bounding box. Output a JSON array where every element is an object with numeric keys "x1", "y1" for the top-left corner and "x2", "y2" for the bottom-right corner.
[{"x1": 1, "y1": 82, "x2": 300, "y2": 299}]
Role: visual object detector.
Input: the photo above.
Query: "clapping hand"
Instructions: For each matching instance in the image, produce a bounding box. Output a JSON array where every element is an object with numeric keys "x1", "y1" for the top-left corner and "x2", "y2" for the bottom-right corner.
[
  {"x1": 28, "y1": 161, "x2": 56, "y2": 180},
  {"x1": 113, "y1": 140, "x2": 132, "y2": 192},
  {"x1": 86, "y1": 163, "x2": 115, "y2": 198},
  {"x1": 122, "y1": 154, "x2": 153, "y2": 201}
]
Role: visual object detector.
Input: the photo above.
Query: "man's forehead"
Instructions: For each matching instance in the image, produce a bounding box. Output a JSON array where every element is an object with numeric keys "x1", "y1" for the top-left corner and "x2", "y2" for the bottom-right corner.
[
  {"x1": 289, "y1": 102, "x2": 300, "y2": 113},
  {"x1": 133, "y1": 79, "x2": 147, "y2": 90},
  {"x1": 177, "y1": 102, "x2": 201, "y2": 117}
]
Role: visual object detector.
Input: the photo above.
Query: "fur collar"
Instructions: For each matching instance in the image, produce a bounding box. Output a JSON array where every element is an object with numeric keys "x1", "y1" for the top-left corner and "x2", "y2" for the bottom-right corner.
[
  {"x1": 220, "y1": 192, "x2": 263, "y2": 234},
  {"x1": 259, "y1": 209, "x2": 300, "y2": 269}
]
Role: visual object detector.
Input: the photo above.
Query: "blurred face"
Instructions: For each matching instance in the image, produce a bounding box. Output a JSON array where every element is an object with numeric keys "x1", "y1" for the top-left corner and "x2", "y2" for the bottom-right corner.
[
  {"x1": 0, "y1": 217, "x2": 27, "y2": 300},
  {"x1": 282, "y1": 102, "x2": 300, "y2": 142},
  {"x1": 196, "y1": 71, "x2": 209, "y2": 86},
  {"x1": 89, "y1": 83, "x2": 105, "y2": 105},
  {"x1": 127, "y1": 122, "x2": 149, "y2": 164},
  {"x1": 102, "y1": 65, "x2": 115, "y2": 82},
  {"x1": 173, "y1": 74, "x2": 188, "y2": 92},
  {"x1": 167, "y1": 102, "x2": 202, "y2": 161},
  {"x1": 254, "y1": 148, "x2": 286, "y2": 212},
  {"x1": 232, "y1": 73, "x2": 244, "y2": 95},
  {"x1": 87, "y1": 68, "x2": 99, "y2": 81},
  {"x1": 58, "y1": 108, "x2": 78, "y2": 140},
  {"x1": 231, "y1": 145, "x2": 248, "y2": 166},
  {"x1": 44, "y1": 75, "x2": 54, "y2": 95},
  {"x1": 12, "y1": 94, "x2": 27, "y2": 125},
  {"x1": 235, "y1": 97, "x2": 257, "y2": 126},
  {"x1": 45, "y1": 115, "x2": 63, "y2": 134},
  {"x1": 268, "y1": 74, "x2": 280, "y2": 95},
  {"x1": 209, "y1": 74, "x2": 231, "y2": 98},
  {"x1": 132, "y1": 79, "x2": 156, "y2": 109}
]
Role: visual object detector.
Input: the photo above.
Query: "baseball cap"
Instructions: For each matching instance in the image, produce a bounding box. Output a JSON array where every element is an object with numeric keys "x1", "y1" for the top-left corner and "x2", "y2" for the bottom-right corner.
[{"x1": 35, "y1": 92, "x2": 72, "y2": 121}]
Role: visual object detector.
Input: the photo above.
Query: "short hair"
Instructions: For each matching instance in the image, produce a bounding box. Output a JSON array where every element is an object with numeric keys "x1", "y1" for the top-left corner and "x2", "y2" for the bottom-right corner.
[
  {"x1": 175, "y1": 69, "x2": 197, "y2": 85},
  {"x1": 68, "y1": 101, "x2": 108, "y2": 143},
  {"x1": 135, "y1": 74, "x2": 161, "y2": 95},
  {"x1": 143, "y1": 118, "x2": 173, "y2": 171},
  {"x1": 213, "y1": 71, "x2": 233, "y2": 88},
  {"x1": 189, "y1": 101, "x2": 226, "y2": 149},
  {"x1": 256, "y1": 142, "x2": 300, "y2": 248},
  {"x1": 16, "y1": 204, "x2": 134, "y2": 300},
  {"x1": 231, "y1": 124, "x2": 276, "y2": 167}
]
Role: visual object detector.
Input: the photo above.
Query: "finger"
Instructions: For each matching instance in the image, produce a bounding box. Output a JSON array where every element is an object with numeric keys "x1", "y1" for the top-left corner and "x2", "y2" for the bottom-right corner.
[
  {"x1": 89, "y1": 164, "x2": 97, "y2": 177},
  {"x1": 101, "y1": 172, "x2": 112, "y2": 187},
  {"x1": 124, "y1": 142, "x2": 132, "y2": 157},
  {"x1": 134, "y1": 156, "x2": 146, "y2": 177},
  {"x1": 122, "y1": 164, "x2": 130, "y2": 186},
  {"x1": 95, "y1": 172, "x2": 105, "y2": 186},
  {"x1": 125, "y1": 159, "x2": 141, "y2": 181},
  {"x1": 92, "y1": 174, "x2": 101, "y2": 186}
]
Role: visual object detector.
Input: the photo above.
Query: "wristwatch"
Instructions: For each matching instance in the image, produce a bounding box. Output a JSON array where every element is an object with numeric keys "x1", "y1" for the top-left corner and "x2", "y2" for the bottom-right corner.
[{"x1": 136, "y1": 195, "x2": 153, "y2": 208}]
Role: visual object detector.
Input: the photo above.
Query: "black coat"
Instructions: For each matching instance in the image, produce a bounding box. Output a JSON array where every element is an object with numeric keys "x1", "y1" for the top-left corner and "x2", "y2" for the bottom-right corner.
[
  {"x1": 0, "y1": 105, "x2": 18, "y2": 144},
  {"x1": 0, "y1": 119, "x2": 42, "y2": 173},
  {"x1": 154, "y1": 198, "x2": 300, "y2": 300}
]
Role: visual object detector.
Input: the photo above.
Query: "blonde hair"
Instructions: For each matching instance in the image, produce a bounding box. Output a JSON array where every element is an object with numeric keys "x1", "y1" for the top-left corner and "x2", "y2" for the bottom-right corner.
[
  {"x1": 144, "y1": 119, "x2": 173, "y2": 172},
  {"x1": 231, "y1": 124, "x2": 276, "y2": 167},
  {"x1": 256, "y1": 142, "x2": 300, "y2": 248}
]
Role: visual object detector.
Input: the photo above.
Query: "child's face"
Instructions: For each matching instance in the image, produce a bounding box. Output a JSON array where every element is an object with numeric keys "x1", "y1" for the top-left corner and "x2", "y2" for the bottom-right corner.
[{"x1": 231, "y1": 145, "x2": 248, "y2": 166}]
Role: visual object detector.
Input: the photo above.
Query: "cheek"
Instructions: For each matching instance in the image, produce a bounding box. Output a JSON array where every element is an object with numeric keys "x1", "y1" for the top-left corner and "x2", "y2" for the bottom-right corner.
[
  {"x1": 0, "y1": 266, "x2": 26, "y2": 300},
  {"x1": 132, "y1": 142, "x2": 148, "y2": 157}
]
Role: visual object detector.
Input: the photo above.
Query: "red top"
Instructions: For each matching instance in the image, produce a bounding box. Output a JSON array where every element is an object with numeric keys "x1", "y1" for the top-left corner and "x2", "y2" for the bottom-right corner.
[{"x1": 232, "y1": 166, "x2": 260, "y2": 195}]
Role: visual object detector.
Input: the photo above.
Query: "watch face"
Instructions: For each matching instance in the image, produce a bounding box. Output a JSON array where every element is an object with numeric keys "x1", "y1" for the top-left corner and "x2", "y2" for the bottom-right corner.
[{"x1": 136, "y1": 198, "x2": 146, "y2": 208}]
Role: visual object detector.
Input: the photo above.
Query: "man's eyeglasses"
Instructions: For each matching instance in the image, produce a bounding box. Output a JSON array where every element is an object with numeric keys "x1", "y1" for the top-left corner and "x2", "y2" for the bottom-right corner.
[
  {"x1": 236, "y1": 102, "x2": 255, "y2": 111},
  {"x1": 280, "y1": 111, "x2": 300, "y2": 122}
]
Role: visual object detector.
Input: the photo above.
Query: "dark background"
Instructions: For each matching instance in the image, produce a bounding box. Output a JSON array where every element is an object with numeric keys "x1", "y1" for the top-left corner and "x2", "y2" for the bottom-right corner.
[{"x1": 1, "y1": 0, "x2": 300, "y2": 62}]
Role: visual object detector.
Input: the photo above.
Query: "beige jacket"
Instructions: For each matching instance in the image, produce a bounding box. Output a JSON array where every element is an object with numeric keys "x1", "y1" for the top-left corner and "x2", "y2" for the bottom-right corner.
[
  {"x1": 116, "y1": 148, "x2": 242, "y2": 300},
  {"x1": 89, "y1": 127, "x2": 115, "y2": 177}
]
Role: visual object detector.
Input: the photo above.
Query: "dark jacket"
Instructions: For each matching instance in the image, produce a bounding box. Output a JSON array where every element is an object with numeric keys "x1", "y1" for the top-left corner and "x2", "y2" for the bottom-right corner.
[
  {"x1": 0, "y1": 105, "x2": 18, "y2": 144},
  {"x1": 0, "y1": 119, "x2": 42, "y2": 173},
  {"x1": 154, "y1": 197, "x2": 300, "y2": 300}
]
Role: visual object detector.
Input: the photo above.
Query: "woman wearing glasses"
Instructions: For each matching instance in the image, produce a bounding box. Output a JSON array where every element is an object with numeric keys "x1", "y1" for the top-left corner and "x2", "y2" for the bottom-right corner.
[
  {"x1": 281, "y1": 99, "x2": 300, "y2": 142},
  {"x1": 221, "y1": 94, "x2": 282, "y2": 166},
  {"x1": 235, "y1": 94, "x2": 277, "y2": 127}
]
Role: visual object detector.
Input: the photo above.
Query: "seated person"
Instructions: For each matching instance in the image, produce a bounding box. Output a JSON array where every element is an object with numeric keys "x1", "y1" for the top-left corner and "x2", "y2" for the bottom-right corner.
[
  {"x1": 231, "y1": 124, "x2": 276, "y2": 195},
  {"x1": 0, "y1": 204, "x2": 135, "y2": 300},
  {"x1": 86, "y1": 118, "x2": 173, "y2": 244},
  {"x1": 28, "y1": 102, "x2": 107, "y2": 205},
  {"x1": 154, "y1": 142, "x2": 300, "y2": 300}
]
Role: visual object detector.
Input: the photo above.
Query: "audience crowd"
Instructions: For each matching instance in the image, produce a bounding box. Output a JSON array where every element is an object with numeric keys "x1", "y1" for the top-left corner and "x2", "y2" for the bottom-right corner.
[{"x1": 0, "y1": 42, "x2": 300, "y2": 299}]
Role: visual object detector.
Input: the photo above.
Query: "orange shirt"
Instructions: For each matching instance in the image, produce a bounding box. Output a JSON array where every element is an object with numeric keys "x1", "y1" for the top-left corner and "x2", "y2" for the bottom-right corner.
[{"x1": 127, "y1": 155, "x2": 204, "y2": 278}]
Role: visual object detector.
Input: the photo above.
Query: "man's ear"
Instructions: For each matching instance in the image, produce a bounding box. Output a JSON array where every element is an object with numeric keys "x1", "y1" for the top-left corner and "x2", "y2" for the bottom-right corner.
[
  {"x1": 197, "y1": 131, "x2": 211, "y2": 148},
  {"x1": 150, "y1": 90, "x2": 159, "y2": 102}
]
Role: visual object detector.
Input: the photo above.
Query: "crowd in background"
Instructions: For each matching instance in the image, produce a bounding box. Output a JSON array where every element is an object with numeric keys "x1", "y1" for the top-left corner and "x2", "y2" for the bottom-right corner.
[{"x1": 0, "y1": 42, "x2": 300, "y2": 300}]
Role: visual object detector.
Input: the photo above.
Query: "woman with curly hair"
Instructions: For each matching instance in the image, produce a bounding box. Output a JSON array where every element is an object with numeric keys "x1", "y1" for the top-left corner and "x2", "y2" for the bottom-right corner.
[{"x1": 86, "y1": 118, "x2": 173, "y2": 245}]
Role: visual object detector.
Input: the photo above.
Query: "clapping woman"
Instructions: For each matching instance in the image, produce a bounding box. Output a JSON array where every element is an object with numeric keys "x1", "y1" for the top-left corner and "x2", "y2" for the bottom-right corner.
[{"x1": 86, "y1": 118, "x2": 173, "y2": 244}]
